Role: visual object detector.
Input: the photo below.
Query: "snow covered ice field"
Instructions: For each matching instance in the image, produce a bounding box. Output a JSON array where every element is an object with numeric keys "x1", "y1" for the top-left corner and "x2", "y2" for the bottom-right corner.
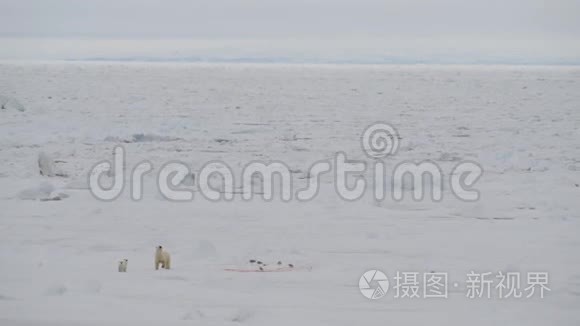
[{"x1": 0, "y1": 62, "x2": 580, "y2": 325}]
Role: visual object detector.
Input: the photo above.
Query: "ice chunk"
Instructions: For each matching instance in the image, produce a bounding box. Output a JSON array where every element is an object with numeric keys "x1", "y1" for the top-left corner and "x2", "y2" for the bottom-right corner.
[
  {"x1": 18, "y1": 182, "x2": 55, "y2": 200},
  {"x1": 0, "y1": 95, "x2": 25, "y2": 112},
  {"x1": 38, "y1": 152, "x2": 56, "y2": 177}
]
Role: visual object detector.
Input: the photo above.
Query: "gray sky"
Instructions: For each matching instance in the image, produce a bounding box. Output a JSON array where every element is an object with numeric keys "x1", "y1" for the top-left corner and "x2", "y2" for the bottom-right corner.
[{"x1": 1, "y1": 0, "x2": 579, "y2": 63}]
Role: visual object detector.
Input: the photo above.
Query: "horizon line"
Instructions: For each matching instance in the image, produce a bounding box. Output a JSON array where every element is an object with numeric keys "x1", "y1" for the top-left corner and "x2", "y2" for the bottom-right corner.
[{"x1": 2, "y1": 57, "x2": 579, "y2": 67}]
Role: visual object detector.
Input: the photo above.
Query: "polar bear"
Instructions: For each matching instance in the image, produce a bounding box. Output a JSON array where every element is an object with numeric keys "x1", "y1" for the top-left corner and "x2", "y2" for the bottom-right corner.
[
  {"x1": 155, "y1": 246, "x2": 171, "y2": 270},
  {"x1": 118, "y1": 259, "x2": 128, "y2": 272}
]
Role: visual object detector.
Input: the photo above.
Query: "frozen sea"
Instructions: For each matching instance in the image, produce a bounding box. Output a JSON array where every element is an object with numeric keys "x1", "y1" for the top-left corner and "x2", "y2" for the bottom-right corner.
[{"x1": 0, "y1": 62, "x2": 579, "y2": 325}]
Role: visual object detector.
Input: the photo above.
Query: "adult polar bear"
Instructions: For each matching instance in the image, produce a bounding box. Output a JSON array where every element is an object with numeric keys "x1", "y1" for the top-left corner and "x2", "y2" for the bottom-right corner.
[{"x1": 155, "y1": 246, "x2": 171, "y2": 270}]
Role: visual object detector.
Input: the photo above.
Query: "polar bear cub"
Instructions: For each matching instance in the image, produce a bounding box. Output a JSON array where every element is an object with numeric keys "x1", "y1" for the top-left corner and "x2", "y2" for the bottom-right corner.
[
  {"x1": 118, "y1": 259, "x2": 128, "y2": 272},
  {"x1": 155, "y1": 246, "x2": 171, "y2": 270}
]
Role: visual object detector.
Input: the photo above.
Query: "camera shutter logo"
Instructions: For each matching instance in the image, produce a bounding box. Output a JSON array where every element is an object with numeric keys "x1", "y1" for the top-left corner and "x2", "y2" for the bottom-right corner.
[{"x1": 359, "y1": 270, "x2": 389, "y2": 299}]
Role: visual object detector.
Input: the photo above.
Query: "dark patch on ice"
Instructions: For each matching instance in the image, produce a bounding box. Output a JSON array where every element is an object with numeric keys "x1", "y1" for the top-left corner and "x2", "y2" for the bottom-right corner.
[
  {"x1": 234, "y1": 122, "x2": 270, "y2": 126},
  {"x1": 281, "y1": 134, "x2": 298, "y2": 141},
  {"x1": 214, "y1": 138, "x2": 232, "y2": 144},
  {"x1": 568, "y1": 165, "x2": 580, "y2": 171},
  {"x1": 281, "y1": 135, "x2": 313, "y2": 142},
  {"x1": 428, "y1": 215, "x2": 457, "y2": 219},
  {"x1": 227, "y1": 189, "x2": 264, "y2": 195},
  {"x1": 231, "y1": 129, "x2": 262, "y2": 135},
  {"x1": 437, "y1": 152, "x2": 462, "y2": 162},
  {"x1": 473, "y1": 216, "x2": 515, "y2": 220},
  {"x1": 323, "y1": 249, "x2": 391, "y2": 255},
  {"x1": 0, "y1": 294, "x2": 15, "y2": 300},
  {"x1": 298, "y1": 173, "x2": 312, "y2": 180},
  {"x1": 179, "y1": 173, "x2": 195, "y2": 186},
  {"x1": 45, "y1": 284, "x2": 67, "y2": 296},
  {"x1": 104, "y1": 133, "x2": 183, "y2": 143},
  {"x1": 230, "y1": 309, "x2": 254, "y2": 323},
  {"x1": 517, "y1": 206, "x2": 536, "y2": 210},
  {"x1": 39, "y1": 196, "x2": 62, "y2": 202},
  {"x1": 290, "y1": 146, "x2": 309, "y2": 152},
  {"x1": 200, "y1": 149, "x2": 228, "y2": 153},
  {"x1": 182, "y1": 310, "x2": 204, "y2": 320}
]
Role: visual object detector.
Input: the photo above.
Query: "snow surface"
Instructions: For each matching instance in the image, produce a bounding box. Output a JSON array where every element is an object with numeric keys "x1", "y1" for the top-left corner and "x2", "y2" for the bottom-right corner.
[{"x1": 0, "y1": 62, "x2": 579, "y2": 325}]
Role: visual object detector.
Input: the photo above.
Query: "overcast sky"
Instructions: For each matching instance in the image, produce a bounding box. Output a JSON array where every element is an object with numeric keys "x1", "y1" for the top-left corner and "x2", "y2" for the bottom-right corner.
[{"x1": 1, "y1": 0, "x2": 579, "y2": 63}]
